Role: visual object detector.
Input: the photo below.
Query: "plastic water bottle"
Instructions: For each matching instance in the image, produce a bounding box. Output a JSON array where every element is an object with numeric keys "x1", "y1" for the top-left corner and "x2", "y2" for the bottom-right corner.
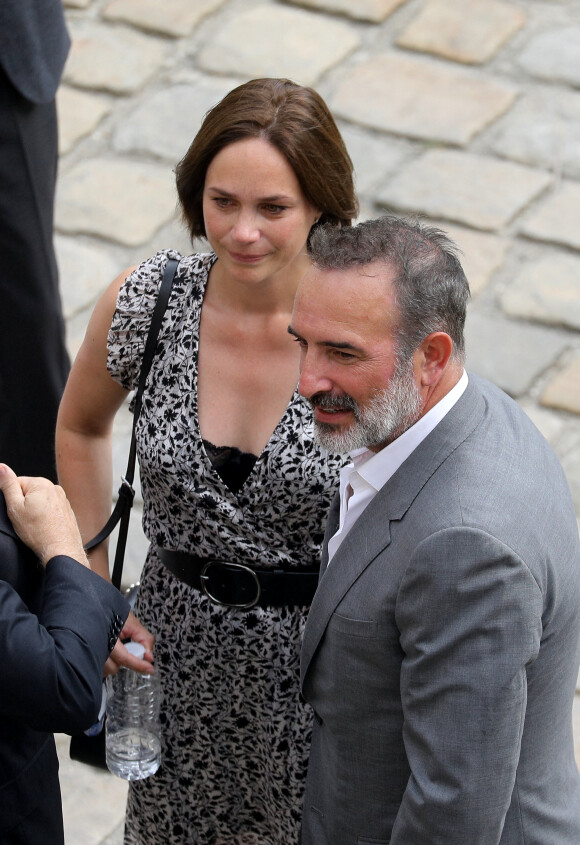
[{"x1": 105, "y1": 641, "x2": 161, "y2": 780}]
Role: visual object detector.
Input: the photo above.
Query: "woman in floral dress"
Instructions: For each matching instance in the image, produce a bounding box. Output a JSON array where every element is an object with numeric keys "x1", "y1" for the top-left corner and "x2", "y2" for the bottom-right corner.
[{"x1": 56, "y1": 78, "x2": 357, "y2": 844}]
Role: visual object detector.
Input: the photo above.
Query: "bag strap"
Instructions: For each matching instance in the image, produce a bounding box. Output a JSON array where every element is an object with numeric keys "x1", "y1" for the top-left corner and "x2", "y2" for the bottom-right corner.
[{"x1": 84, "y1": 257, "x2": 180, "y2": 590}]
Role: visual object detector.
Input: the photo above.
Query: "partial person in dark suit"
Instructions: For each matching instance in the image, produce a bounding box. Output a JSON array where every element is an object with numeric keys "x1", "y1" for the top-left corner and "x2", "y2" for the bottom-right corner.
[
  {"x1": 0, "y1": 0, "x2": 71, "y2": 480},
  {"x1": 0, "y1": 463, "x2": 130, "y2": 845},
  {"x1": 289, "y1": 216, "x2": 580, "y2": 845}
]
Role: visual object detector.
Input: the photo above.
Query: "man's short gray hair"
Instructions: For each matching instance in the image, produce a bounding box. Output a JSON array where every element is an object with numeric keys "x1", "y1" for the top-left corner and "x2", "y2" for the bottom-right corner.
[{"x1": 308, "y1": 215, "x2": 470, "y2": 363}]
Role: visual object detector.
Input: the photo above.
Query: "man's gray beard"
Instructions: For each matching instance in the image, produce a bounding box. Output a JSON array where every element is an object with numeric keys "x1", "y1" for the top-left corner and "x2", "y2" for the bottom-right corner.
[{"x1": 312, "y1": 359, "x2": 423, "y2": 454}]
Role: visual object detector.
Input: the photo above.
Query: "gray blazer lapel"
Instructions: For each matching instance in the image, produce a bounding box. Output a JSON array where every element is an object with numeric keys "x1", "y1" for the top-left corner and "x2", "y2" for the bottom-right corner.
[
  {"x1": 301, "y1": 375, "x2": 486, "y2": 688},
  {"x1": 301, "y1": 499, "x2": 394, "y2": 687}
]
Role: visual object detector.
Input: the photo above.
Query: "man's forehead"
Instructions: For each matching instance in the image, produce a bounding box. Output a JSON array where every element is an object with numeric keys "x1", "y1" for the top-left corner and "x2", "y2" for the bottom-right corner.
[
  {"x1": 301, "y1": 260, "x2": 394, "y2": 287},
  {"x1": 295, "y1": 261, "x2": 397, "y2": 316},
  {"x1": 292, "y1": 261, "x2": 399, "y2": 343}
]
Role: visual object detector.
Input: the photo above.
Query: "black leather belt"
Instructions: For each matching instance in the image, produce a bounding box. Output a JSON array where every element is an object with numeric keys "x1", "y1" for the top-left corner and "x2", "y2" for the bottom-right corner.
[{"x1": 156, "y1": 547, "x2": 319, "y2": 609}]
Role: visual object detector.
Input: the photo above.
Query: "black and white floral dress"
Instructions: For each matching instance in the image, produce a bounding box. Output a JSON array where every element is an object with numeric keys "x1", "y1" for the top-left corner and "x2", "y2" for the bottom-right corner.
[{"x1": 107, "y1": 251, "x2": 344, "y2": 845}]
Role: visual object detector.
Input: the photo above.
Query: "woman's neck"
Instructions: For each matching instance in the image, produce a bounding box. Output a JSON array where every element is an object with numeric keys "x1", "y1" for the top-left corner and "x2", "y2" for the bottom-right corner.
[{"x1": 206, "y1": 253, "x2": 311, "y2": 316}]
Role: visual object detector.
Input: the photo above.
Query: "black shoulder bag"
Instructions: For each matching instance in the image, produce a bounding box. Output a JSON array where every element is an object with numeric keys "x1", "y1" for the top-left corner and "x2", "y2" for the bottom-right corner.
[{"x1": 69, "y1": 257, "x2": 179, "y2": 770}]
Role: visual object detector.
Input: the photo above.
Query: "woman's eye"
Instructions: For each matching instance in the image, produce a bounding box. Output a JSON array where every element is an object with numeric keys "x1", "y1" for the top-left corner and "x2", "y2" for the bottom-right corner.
[
  {"x1": 263, "y1": 204, "x2": 286, "y2": 214},
  {"x1": 213, "y1": 197, "x2": 233, "y2": 208}
]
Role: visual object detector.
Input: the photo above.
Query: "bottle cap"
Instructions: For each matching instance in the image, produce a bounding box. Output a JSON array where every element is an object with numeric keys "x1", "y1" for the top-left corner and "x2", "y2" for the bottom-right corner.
[{"x1": 125, "y1": 640, "x2": 146, "y2": 659}]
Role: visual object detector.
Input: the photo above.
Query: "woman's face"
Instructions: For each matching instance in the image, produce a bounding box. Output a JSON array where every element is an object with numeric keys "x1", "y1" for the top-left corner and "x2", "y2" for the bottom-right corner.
[{"x1": 202, "y1": 137, "x2": 319, "y2": 287}]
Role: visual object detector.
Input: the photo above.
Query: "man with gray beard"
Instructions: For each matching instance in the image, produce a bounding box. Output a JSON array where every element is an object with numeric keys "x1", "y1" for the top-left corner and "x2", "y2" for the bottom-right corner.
[{"x1": 288, "y1": 215, "x2": 580, "y2": 845}]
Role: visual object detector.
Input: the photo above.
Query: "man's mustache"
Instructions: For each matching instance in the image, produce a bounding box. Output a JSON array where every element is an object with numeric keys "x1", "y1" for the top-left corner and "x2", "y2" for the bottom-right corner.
[{"x1": 308, "y1": 392, "x2": 357, "y2": 412}]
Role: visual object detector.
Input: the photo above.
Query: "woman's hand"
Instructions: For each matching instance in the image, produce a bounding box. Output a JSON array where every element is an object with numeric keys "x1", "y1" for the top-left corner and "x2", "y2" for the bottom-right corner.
[{"x1": 104, "y1": 610, "x2": 155, "y2": 676}]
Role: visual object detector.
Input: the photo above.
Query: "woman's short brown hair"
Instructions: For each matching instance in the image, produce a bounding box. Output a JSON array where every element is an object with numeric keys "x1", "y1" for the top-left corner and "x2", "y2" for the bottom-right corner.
[{"x1": 175, "y1": 78, "x2": 358, "y2": 242}]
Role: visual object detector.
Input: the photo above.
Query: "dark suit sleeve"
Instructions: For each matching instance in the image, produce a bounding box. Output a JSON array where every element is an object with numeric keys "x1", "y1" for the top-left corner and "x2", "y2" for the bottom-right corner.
[
  {"x1": 392, "y1": 526, "x2": 542, "y2": 845},
  {"x1": 0, "y1": 0, "x2": 70, "y2": 104},
  {"x1": 0, "y1": 555, "x2": 129, "y2": 734}
]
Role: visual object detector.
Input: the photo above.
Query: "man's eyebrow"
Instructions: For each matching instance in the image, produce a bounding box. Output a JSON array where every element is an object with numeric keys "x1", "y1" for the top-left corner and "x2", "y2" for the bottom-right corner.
[{"x1": 287, "y1": 326, "x2": 362, "y2": 352}]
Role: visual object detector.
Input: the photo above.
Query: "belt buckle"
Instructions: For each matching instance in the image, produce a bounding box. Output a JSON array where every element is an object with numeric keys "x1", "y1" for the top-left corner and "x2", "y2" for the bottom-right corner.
[{"x1": 199, "y1": 561, "x2": 261, "y2": 609}]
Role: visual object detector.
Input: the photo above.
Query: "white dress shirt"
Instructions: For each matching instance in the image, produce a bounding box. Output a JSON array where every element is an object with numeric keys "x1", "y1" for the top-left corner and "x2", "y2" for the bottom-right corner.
[{"x1": 327, "y1": 371, "x2": 468, "y2": 563}]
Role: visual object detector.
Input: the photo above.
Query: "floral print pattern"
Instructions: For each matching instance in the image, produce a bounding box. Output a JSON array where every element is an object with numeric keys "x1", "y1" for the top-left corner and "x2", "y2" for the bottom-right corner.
[{"x1": 107, "y1": 251, "x2": 344, "y2": 844}]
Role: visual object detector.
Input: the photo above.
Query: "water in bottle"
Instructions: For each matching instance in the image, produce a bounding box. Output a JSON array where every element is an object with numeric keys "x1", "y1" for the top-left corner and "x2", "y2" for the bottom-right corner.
[{"x1": 105, "y1": 641, "x2": 161, "y2": 780}]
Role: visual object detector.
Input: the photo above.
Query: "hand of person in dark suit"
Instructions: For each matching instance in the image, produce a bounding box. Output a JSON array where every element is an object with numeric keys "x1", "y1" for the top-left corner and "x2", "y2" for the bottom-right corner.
[
  {"x1": 0, "y1": 462, "x2": 88, "y2": 567},
  {"x1": 0, "y1": 463, "x2": 156, "y2": 677}
]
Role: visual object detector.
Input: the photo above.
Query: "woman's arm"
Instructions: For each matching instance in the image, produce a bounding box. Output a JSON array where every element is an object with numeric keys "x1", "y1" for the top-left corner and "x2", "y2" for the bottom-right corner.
[
  {"x1": 56, "y1": 267, "x2": 155, "y2": 674},
  {"x1": 56, "y1": 268, "x2": 134, "y2": 579}
]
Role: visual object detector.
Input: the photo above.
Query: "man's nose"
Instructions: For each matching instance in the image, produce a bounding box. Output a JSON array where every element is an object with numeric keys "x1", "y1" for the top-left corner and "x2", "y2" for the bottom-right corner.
[{"x1": 298, "y1": 353, "x2": 333, "y2": 399}]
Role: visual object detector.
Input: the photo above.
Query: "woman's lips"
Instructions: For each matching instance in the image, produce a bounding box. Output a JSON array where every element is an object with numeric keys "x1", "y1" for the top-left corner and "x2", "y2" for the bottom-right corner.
[{"x1": 228, "y1": 251, "x2": 268, "y2": 263}]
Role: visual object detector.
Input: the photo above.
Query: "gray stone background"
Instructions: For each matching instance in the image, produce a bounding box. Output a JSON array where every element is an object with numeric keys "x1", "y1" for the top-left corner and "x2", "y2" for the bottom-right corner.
[{"x1": 54, "y1": 0, "x2": 580, "y2": 841}]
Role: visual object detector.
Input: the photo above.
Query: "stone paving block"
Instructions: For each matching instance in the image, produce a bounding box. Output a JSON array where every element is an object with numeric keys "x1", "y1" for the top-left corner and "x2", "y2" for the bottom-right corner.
[
  {"x1": 154, "y1": 215, "x2": 199, "y2": 259},
  {"x1": 337, "y1": 123, "x2": 411, "y2": 200},
  {"x1": 329, "y1": 54, "x2": 517, "y2": 146},
  {"x1": 520, "y1": 181, "x2": 580, "y2": 250},
  {"x1": 197, "y1": 5, "x2": 360, "y2": 85},
  {"x1": 354, "y1": 200, "x2": 377, "y2": 225},
  {"x1": 488, "y1": 88, "x2": 580, "y2": 180},
  {"x1": 518, "y1": 401, "x2": 567, "y2": 447},
  {"x1": 501, "y1": 252, "x2": 580, "y2": 331},
  {"x1": 541, "y1": 352, "x2": 580, "y2": 415},
  {"x1": 432, "y1": 222, "x2": 509, "y2": 297},
  {"x1": 112, "y1": 77, "x2": 238, "y2": 162},
  {"x1": 517, "y1": 27, "x2": 580, "y2": 87},
  {"x1": 56, "y1": 158, "x2": 177, "y2": 246},
  {"x1": 103, "y1": 0, "x2": 227, "y2": 38},
  {"x1": 101, "y1": 822, "x2": 125, "y2": 845},
  {"x1": 57, "y1": 86, "x2": 112, "y2": 155},
  {"x1": 55, "y1": 236, "x2": 120, "y2": 318},
  {"x1": 378, "y1": 149, "x2": 551, "y2": 231},
  {"x1": 63, "y1": 21, "x2": 167, "y2": 94},
  {"x1": 65, "y1": 309, "x2": 94, "y2": 361},
  {"x1": 283, "y1": 0, "x2": 408, "y2": 23},
  {"x1": 465, "y1": 311, "x2": 568, "y2": 396},
  {"x1": 56, "y1": 733, "x2": 128, "y2": 845},
  {"x1": 397, "y1": 0, "x2": 525, "y2": 65}
]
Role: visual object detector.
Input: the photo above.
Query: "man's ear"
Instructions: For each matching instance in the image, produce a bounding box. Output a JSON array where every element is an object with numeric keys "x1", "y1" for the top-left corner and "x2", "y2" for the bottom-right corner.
[{"x1": 414, "y1": 332, "x2": 454, "y2": 387}]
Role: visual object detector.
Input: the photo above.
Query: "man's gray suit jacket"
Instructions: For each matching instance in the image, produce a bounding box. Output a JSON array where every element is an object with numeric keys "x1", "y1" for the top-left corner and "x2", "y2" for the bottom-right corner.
[
  {"x1": 0, "y1": 0, "x2": 69, "y2": 103},
  {"x1": 301, "y1": 373, "x2": 580, "y2": 845}
]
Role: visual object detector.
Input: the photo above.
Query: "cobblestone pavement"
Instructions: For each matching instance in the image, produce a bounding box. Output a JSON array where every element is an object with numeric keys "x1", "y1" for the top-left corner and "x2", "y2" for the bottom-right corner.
[{"x1": 55, "y1": 0, "x2": 580, "y2": 841}]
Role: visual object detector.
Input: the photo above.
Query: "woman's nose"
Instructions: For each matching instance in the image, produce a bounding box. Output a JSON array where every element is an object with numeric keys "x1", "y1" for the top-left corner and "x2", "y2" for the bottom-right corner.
[{"x1": 231, "y1": 211, "x2": 260, "y2": 243}]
